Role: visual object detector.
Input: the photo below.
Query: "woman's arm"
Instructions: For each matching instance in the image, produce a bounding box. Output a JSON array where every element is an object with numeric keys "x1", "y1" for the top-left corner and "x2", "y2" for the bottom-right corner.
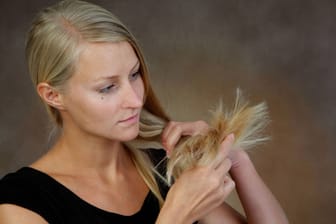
[
  {"x1": 198, "y1": 150, "x2": 289, "y2": 224},
  {"x1": 198, "y1": 201, "x2": 246, "y2": 224},
  {"x1": 162, "y1": 121, "x2": 288, "y2": 224},
  {"x1": 228, "y1": 150, "x2": 289, "y2": 224},
  {"x1": 0, "y1": 204, "x2": 48, "y2": 224}
]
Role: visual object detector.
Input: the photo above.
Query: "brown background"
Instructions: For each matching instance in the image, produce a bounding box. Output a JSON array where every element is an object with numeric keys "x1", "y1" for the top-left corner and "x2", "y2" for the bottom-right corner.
[{"x1": 0, "y1": 0, "x2": 335, "y2": 223}]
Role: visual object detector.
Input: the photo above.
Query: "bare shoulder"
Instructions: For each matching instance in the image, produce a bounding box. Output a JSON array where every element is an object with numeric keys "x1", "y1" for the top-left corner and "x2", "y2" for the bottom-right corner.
[{"x1": 0, "y1": 204, "x2": 48, "y2": 224}]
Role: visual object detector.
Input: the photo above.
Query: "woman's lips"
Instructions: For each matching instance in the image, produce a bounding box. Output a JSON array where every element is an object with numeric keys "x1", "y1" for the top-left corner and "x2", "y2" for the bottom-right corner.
[{"x1": 118, "y1": 113, "x2": 139, "y2": 124}]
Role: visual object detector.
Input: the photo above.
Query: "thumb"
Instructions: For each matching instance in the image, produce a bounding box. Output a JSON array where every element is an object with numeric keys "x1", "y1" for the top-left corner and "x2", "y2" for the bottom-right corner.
[{"x1": 211, "y1": 133, "x2": 235, "y2": 169}]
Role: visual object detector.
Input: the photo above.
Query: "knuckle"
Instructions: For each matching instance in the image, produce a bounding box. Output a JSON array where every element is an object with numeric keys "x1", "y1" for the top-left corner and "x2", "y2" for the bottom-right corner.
[
  {"x1": 164, "y1": 121, "x2": 175, "y2": 131},
  {"x1": 175, "y1": 125, "x2": 182, "y2": 133},
  {"x1": 207, "y1": 173, "x2": 220, "y2": 188},
  {"x1": 168, "y1": 121, "x2": 177, "y2": 126},
  {"x1": 196, "y1": 120, "x2": 209, "y2": 132},
  {"x1": 227, "y1": 178, "x2": 235, "y2": 187},
  {"x1": 169, "y1": 122, "x2": 181, "y2": 132},
  {"x1": 199, "y1": 166, "x2": 210, "y2": 177},
  {"x1": 165, "y1": 141, "x2": 172, "y2": 149},
  {"x1": 196, "y1": 120, "x2": 208, "y2": 127},
  {"x1": 221, "y1": 180, "x2": 235, "y2": 196}
]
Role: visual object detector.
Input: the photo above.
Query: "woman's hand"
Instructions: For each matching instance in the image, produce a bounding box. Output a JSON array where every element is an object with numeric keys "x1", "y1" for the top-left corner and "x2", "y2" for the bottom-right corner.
[
  {"x1": 156, "y1": 134, "x2": 236, "y2": 224},
  {"x1": 161, "y1": 120, "x2": 209, "y2": 156}
]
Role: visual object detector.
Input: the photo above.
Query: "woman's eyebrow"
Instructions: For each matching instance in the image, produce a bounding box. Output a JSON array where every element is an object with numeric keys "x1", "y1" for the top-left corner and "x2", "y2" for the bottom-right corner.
[{"x1": 94, "y1": 60, "x2": 140, "y2": 82}]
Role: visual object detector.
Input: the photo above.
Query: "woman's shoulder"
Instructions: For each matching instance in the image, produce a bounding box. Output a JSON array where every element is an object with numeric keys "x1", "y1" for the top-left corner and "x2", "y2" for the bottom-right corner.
[
  {"x1": 0, "y1": 167, "x2": 70, "y2": 223},
  {"x1": 0, "y1": 204, "x2": 48, "y2": 224},
  {"x1": 0, "y1": 167, "x2": 54, "y2": 209},
  {"x1": 0, "y1": 167, "x2": 40, "y2": 194}
]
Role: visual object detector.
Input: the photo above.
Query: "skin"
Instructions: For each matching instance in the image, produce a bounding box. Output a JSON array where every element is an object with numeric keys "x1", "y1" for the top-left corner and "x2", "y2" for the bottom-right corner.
[
  {"x1": 1, "y1": 41, "x2": 147, "y2": 222},
  {"x1": 161, "y1": 121, "x2": 289, "y2": 224},
  {"x1": 157, "y1": 134, "x2": 238, "y2": 224},
  {"x1": 162, "y1": 120, "x2": 209, "y2": 156},
  {"x1": 34, "y1": 41, "x2": 148, "y2": 215},
  {"x1": 0, "y1": 41, "x2": 237, "y2": 223},
  {"x1": 0, "y1": 41, "x2": 288, "y2": 223}
]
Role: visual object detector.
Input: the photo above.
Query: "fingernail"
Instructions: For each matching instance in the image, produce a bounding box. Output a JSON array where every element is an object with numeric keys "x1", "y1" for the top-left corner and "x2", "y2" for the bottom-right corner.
[{"x1": 166, "y1": 150, "x2": 171, "y2": 158}]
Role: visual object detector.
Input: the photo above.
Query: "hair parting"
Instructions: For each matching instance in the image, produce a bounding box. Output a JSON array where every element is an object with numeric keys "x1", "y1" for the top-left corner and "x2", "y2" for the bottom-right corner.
[{"x1": 26, "y1": 0, "x2": 169, "y2": 206}]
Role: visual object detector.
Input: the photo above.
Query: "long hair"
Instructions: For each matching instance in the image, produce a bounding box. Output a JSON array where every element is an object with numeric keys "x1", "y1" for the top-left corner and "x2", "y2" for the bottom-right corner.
[
  {"x1": 166, "y1": 90, "x2": 270, "y2": 184},
  {"x1": 26, "y1": 0, "x2": 169, "y2": 205},
  {"x1": 126, "y1": 89, "x2": 270, "y2": 186}
]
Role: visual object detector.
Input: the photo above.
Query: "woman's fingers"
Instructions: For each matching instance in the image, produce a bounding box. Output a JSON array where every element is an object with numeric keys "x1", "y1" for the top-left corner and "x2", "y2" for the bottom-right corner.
[
  {"x1": 161, "y1": 122, "x2": 183, "y2": 154},
  {"x1": 166, "y1": 164, "x2": 236, "y2": 222},
  {"x1": 222, "y1": 175, "x2": 236, "y2": 195},
  {"x1": 211, "y1": 133, "x2": 235, "y2": 169},
  {"x1": 214, "y1": 158, "x2": 232, "y2": 181},
  {"x1": 162, "y1": 120, "x2": 209, "y2": 154}
]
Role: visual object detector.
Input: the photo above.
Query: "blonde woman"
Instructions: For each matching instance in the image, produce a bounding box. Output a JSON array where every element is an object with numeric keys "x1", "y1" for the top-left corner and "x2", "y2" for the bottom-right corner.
[{"x1": 0, "y1": 1, "x2": 288, "y2": 223}]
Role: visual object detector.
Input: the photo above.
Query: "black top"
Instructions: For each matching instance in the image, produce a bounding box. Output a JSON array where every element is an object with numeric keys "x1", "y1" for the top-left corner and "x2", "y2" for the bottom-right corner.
[{"x1": 0, "y1": 149, "x2": 168, "y2": 224}]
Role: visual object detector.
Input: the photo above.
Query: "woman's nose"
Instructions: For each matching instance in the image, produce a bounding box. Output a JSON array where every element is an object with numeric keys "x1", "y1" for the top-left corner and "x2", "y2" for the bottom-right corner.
[{"x1": 123, "y1": 83, "x2": 143, "y2": 108}]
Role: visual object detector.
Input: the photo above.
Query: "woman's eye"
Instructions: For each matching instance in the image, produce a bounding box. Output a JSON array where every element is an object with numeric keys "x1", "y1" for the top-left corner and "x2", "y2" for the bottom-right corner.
[
  {"x1": 130, "y1": 71, "x2": 141, "y2": 81},
  {"x1": 99, "y1": 84, "x2": 116, "y2": 93}
]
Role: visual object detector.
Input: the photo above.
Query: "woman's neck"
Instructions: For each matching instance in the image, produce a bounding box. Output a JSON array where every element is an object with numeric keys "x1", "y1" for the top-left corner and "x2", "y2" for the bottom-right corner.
[
  {"x1": 31, "y1": 127, "x2": 150, "y2": 215},
  {"x1": 32, "y1": 127, "x2": 134, "y2": 180}
]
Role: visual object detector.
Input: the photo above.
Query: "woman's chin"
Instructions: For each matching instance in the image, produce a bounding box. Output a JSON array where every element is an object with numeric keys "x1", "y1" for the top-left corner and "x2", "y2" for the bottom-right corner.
[{"x1": 117, "y1": 126, "x2": 140, "y2": 142}]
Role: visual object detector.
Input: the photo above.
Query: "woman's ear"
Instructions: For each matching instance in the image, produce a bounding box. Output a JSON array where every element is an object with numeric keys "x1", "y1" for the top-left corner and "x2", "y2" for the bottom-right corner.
[{"x1": 37, "y1": 82, "x2": 65, "y2": 110}]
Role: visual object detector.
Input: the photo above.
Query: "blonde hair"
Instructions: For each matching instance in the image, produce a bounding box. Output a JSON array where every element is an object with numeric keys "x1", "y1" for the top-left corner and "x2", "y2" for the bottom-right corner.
[
  {"x1": 166, "y1": 90, "x2": 270, "y2": 184},
  {"x1": 132, "y1": 90, "x2": 270, "y2": 185},
  {"x1": 26, "y1": 0, "x2": 169, "y2": 205}
]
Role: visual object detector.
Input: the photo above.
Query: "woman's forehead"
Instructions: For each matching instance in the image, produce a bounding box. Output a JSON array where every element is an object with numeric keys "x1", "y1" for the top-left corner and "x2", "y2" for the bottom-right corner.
[{"x1": 73, "y1": 41, "x2": 139, "y2": 81}]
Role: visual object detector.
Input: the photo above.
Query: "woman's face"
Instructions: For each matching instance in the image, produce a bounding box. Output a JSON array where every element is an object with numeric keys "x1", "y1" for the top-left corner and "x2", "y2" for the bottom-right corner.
[{"x1": 60, "y1": 41, "x2": 144, "y2": 142}]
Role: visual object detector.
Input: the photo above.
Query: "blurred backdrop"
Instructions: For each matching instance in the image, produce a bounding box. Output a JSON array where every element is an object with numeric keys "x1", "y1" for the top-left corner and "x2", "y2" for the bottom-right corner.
[{"x1": 0, "y1": 0, "x2": 335, "y2": 223}]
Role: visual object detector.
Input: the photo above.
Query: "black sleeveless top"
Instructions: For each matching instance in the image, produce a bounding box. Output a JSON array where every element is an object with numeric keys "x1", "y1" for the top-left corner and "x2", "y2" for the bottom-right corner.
[{"x1": 0, "y1": 150, "x2": 168, "y2": 224}]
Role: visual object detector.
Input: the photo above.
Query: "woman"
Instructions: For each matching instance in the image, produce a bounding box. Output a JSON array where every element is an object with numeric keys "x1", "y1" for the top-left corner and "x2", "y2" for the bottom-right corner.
[{"x1": 0, "y1": 1, "x2": 288, "y2": 223}]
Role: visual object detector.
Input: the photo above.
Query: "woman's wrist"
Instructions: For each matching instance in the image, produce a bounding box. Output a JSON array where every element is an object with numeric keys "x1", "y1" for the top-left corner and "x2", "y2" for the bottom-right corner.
[
  {"x1": 156, "y1": 189, "x2": 194, "y2": 224},
  {"x1": 229, "y1": 150, "x2": 254, "y2": 175},
  {"x1": 229, "y1": 150, "x2": 261, "y2": 187},
  {"x1": 156, "y1": 204, "x2": 193, "y2": 224}
]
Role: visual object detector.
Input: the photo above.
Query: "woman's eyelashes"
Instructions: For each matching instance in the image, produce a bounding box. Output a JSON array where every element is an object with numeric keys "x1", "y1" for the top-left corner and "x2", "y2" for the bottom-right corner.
[
  {"x1": 98, "y1": 71, "x2": 141, "y2": 94},
  {"x1": 130, "y1": 70, "x2": 141, "y2": 81},
  {"x1": 99, "y1": 84, "x2": 116, "y2": 94}
]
